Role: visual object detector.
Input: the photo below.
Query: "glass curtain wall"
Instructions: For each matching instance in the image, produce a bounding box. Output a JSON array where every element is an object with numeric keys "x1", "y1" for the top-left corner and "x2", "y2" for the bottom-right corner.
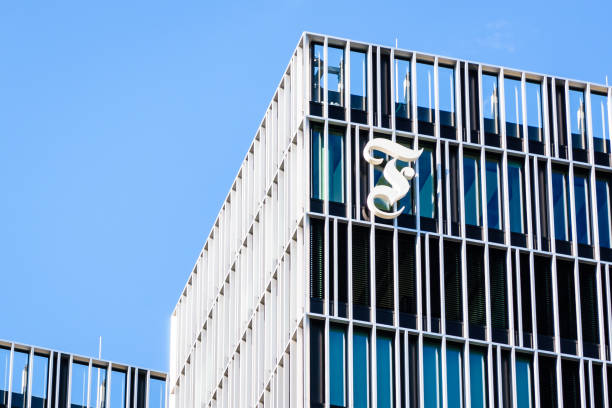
[
  {"x1": 569, "y1": 89, "x2": 587, "y2": 150},
  {"x1": 353, "y1": 330, "x2": 370, "y2": 408},
  {"x1": 330, "y1": 326, "x2": 347, "y2": 408},
  {"x1": 486, "y1": 158, "x2": 502, "y2": 231},
  {"x1": 483, "y1": 74, "x2": 500, "y2": 136},
  {"x1": 31, "y1": 355, "x2": 49, "y2": 408},
  {"x1": 469, "y1": 348, "x2": 488, "y2": 408},
  {"x1": 351, "y1": 51, "x2": 368, "y2": 111},
  {"x1": 327, "y1": 46, "x2": 345, "y2": 106},
  {"x1": 394, "y1": 58, "x2": 412, "y2": 130},
  {"x1": 417, "y1": 62, "x2": 435, "y2": 134},
  {"x1": 312, "y1": 44, "x2": 324, "y2": 103},
  {"x1": 507, "y1": 161, "x2": 525, "y2": 235},
  {"x1": 71, "y1": 362, "x2": 89, "y2": 408},
  {"x1": 525, "y1": 80, "x2": 543, "y2": 142},
  {"x1": 573, "y1": 174, "x2": 591, "y2": 246},
  {"x1": 419, "y1": 147, "x2": 436, "y2": 220},
  {"x1": 463, "y1": 155, "x2": 482, "y2": 227},
  {"x1": 504, "y1": 77, "x2": 523, "y2": 139},
  {"x1": 552, "y1": 170, "x2": 572, "y2": 242},
  {"x1": 592, "y1": 92, "x2": 610, "y2": 153},
  {"x1": 438, "y1": 65, "x2": 456, "y2": 135},
  {"x1": 10, "y1": 351, "x2": 29, "y2": 408},
  {"x1": 423, "y1": 342, "x2": 443, "y2": 408},
  {"x1": 596, "y1": 178, "x2": 612, "y2": 249},
  {"x1": 376, "y1": 334, "x2": 394, "y2": 408},
  {"x1": 148, "y1": 378, "x2": 166, "y2": 408}
]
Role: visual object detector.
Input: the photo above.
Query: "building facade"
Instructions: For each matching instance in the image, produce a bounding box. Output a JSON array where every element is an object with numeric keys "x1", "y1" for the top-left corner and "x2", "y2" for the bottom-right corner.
[
  {"x1": 169, "y1": 32, "x2": 612, "y2": 408},
  {"x1": 0, "y1": 339, "x2": 167, "y2": 408}
]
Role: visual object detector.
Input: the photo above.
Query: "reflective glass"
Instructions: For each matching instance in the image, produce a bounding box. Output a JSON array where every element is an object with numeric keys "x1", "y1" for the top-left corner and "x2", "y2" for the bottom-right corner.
[
  {"x1": 110, "y1": 370, "x2": 126, "y2": 408},
  {"x1": 552, "y1": 171, "x2": 571, "y2": 241},
  {"x1": 516, "y1": 357, "x2": 533, "y2": 408},
  {"x1": 504, "y1": 77, "x2": 523, "y2": 138},
  {"x1": 423, "y1": 342, "x2": 442, "y2": 408},
  {"x1": 148, "y1": 378, "x2": 166, "y2": 408},
  {"x1": 71, "y1": 363, "x2": 89, "y2": 408},
  {"x1": 596, "y1": 179, "x2": 611, "y2": 248},
  {"x1": 482, "y1": 74, "x2": 500, "y2": 135},
  {"x1": 574, "y1": 175, "x2": 591, "y2": 245},
  {"x1": 525, "y1": 81, "x2": 543, "y2": 141},
  {"x1": 353, "y1": 331, "x2": 370, "y2": 408},
  {"x1": 327, "y1": 46, "x2": 345, "y2": 106},
  {"x1": 31, "y1": 355, "x2": 48, "y2": 408},
  {"x1": 394, "y1": 58, "x2": 411, "y2": 119},
  {"x1": 446, "y1": 344, "x2": 462, "y2": 408},
  {"x1": 312, "y1": 44, "x2": 323, "y2": 103},
  {"x1": 507, "y1": 161, "x2": 524, "y2": 234},
  {"x1": 396, "y1": 139, "x2": 415, "y2": 215},
  {"x1": 373, "y1": 137, "x2": 392, "y2": 213},
  {"x1": 0, "y1": 348, "x2": 10, "y2": 407},
  {"x1": 464, "y1": 155, "x2": 481, "y2": 226},
  {"x1": 311, "y1": 126, "x2": 324, "y2": 200},
  {"x1": 417, "y1": 62, "x2": 435, "y2": 124},
  {"x1": 90, "y1": 366, "x2": 108, "y2": 408},
  {"x1": 10, "y1": 351, "x2": 29, "y2": 408},
  {"x1": 351, "y1": 51, "x2": 367, "y2": 111},
  {"x1": 330, "y1": 326, "x2": 346, "y2": 407},
  {"x1": 438, "y1": 65, "x2": 455, "y2": 128},
  {"x1": 569, "y1": 89, "x2": 587, "y2": 149},
  {"x1": 469, "y1": 349, "x2": 487, "y2": 408},
  {"x1": 591, "y1": 92, "x2": 610, "y2": 153},
  {"x1": 486, "y1": 159, "x2": 502, "y2": 229},
  {"x1": 329, "y1": 129, "x2": 345, "y2": 204},
  {"x1": 418, "y1": 147, "x2": 435, "y2": 219},
  {"x1": 376, "y1": 335, "x2": 394, "y2": 408}
]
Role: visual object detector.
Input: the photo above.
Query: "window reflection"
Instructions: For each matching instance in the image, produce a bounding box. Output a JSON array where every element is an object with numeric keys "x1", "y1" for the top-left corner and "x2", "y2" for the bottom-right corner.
[
  {"x1": 482, "y1": 73, "x2": 500, "y2": 135},
  {"x1": 394, "y1": 58, "x2": 411, "y2": 120},
  {"x1": 469, "y1": 348, "x2": 488, "y2": 408},
  {"x1": 569, "y1": 88, "x2": 587, "y2": 149},
  {"x1": 71, "y1": 362, "x2": 89, "y2": 408},
  {"x1": 525, "y1": 80, "x2": 543, "y2": 141},
  {"x1": 574, "y1": 174, "x2": 591, "y2": 245},
  {"x1": 463, "y1": 155, "x2": 482, "y2": 226},
  {"x1": 90, "y1": 366, "x2": 107, "y2": 408},
  {"x1": 10, "y1": 351, "x2": 29, "y2": 408},
  {"x1": 508, "y1": 161, "x2": 525, "y2": 234},
  {"x1": 329, "y1": 128, "x2": 345, "y2": 204},
  {"x1": 417, "y1": 62, "x2": 435, "y2": 133},
  {"x1": 591, "y1": 92, "x2": 610, "y2": 153},
  {"x1": 110, "y1": 370, "x2": 126, "y2": 408},
  {"x1": 0, "y1": 348, "x2": 10, "y2": 408},
  {"x1": 311, "y1": 44, "x2": 323, "y2": 103},
  {"x1": 353, "y1": 330, "x2": 370, "y2": 408},
  {"x1": 438, "y1": 65, "x2": 455, "y2": 129},
  {"x1": 486, "y1": 158, "x2": 502, "y2": 230},
  {"x1": 148, "y1": 377, "x2": 166, "y2": 408},
  {"x1": 446, "y1": 344, "x2": 463, "y2": 408},
  {"x1": 596, "y1": 178, "x2": 611, "y2": 249},
  {"x1": 423, "y1": 341, "x2": 442, "y2": 408},
  {"x1": 376, "y1": 334, "x2": 394, "y2": 408},
  {"x1": 31, "y1": 355, "x2": 49, "y2": 408},
  {"x1": 552, "y1": 170, "x2": 572, "y2": 241},
  {"x1": 351, "y1": 51, "x2": 367, "y2": 111},
  {"x1": 418, "y1": 146, "x2": 436, "y2": 219},
  {"x1": 330, "y1": 326, "x2": 346, "y2": 407},
  {"x1": 504, "y1": 77, "x2": 523, "y2": 139},
  {"x1": 311, "y1": 126, "x2": 324, "y2": 202},
  {"x1": 327, "y1": 46, "x2": 345, "y2": 107}
]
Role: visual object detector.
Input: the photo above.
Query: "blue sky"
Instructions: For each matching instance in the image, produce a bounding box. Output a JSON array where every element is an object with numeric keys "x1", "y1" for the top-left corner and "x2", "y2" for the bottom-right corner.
[{"x1": 1, "y1": 1, "x2": 610, "y2": 372}]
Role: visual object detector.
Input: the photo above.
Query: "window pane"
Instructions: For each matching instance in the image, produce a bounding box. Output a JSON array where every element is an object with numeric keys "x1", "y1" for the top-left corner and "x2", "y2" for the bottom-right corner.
[
  {"x1": 312, "y1": 44, "x2": 323, "y2": 103},
  {"x1": 330, "y1": 326, "x2": 346, "y2": 407},
  {"x1": 11, "y1": 351, "x2": 29, "y2": 408},
  {"x1": 574, "y1": 175, "x2": 591, "y2": 245},
  {"x1": 397, "y1": 139, "x2": 415, "y2": 215},
  {"x1": 596, "y1": 179, "x2": 611, "y2": 248},
  {"x1": 328, "y1": 46, "x2": 345, "y2": 106},
  {"x1": 423, "y1": 342, "x2": 442, "y2": 408},
  {"x1": 507, "y1": 161, "x2": 524, "y2": 234},
  {"x1": 504, "y1": 77, "x2": 523, "y2": 138},
  {"x1": 419, "y1": 147, "x2": 435, "y2": 219},
  {"x1": 376, "y1": 334, "x2": 394, "y2": 408},
  {"x1": 552, "y1": 171, "x2": 571, "y2": 241},
  {"x1": 483, "y1": 74, "x2": 500, "y2": 135},
  {"x1": 569, "y1": 89, "x2": 587, "y2": 149},
  {"x1": 329, "y1": 129, "x2": 345, "y2": 204},
  {"x1": 0, "y1": 348, "x2": 9, "y2": 408},
  {"x1": 353, "y1": 330, "x2": 370, "y2": 408},
  {"x1": 311, "y1": 126, "x2": 324, "y2": 201},
  {"x1": 591, "y1": 92, "x2": 610, "y2": 153},
  {"x1": 417, "y1": 62, "x2": 435, "y2": 124},
  {"x1": 110, "y1": 370, "x2": 126, "y2": 408},
  {"x1": 90, "y1": 366, "x2": 108, "y2": 408},
  {"x1": 394, "y1": 58, "x2": 411, "y2": 119},
  {"x1": 486, "y1": 159, "x2": 502, "y2": 229},
  {"x1": 525, "y1": 81, "x2": 543, "y2": 141},
  {"x1": 469, "y1": 348, "x2": 488, "y2": 408},
  {"x1": 148, "y1": 377, "x2": 166, "y2": 408},
  {"x1": 351, "y1": 51, "x2": 367, "y2": 111},
  {"x1": 439, "y1": 66, "x2": 455, "y2": 128},
  {"x1": 446, "y1": 344, "x2": 462, "y2": 408},
  {"x1": 515, "y1": 357, "x2": 533, "y2": 408},
  {"x1": 310, "y1": 320, "x2": 324, "y2": 406},
  {"x1": 31, "y1": 355, "x2": 49, "y2": 408},
  {"x1": 463, "y1": 155, "x2": 481, "y2": 226},
  {"x1": 71, "y1": 363, "x2": 89, "y2": 408}
]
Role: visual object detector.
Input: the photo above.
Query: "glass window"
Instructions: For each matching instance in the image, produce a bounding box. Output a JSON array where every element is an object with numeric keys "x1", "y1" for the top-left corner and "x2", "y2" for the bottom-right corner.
[
  {"x1": 396, "y1": 138, "x2": 415, "y2": 216},
  {"x1": 574, "y1": 174, "x2": 591, "y2": 245},
  {"x1": 394, "y1": 58, "x2": 411, "y2": 119},
  {"x1": 351, "y1": 50, "x2": 368, "y2": 111},
  {"x1": 330, "y1": 326, "x2": 346, "y2": 407},
  {"x1": 416, "y1": 62, "x2": 435, "y2": 124},
  {"x1": 376, "y1": 334, "x2": 394, "y2": 408},
  {"x1": 71, "y1": 362, "x2": 89, "y2": 408},
  {"x1": 148, "y1": 377, "x2": 166, "y2": 408},
  {"x1": 482, "y1": 73, "x2": 500, "y2": 135},
  {"x1": 525, "y1": 80, "x2": 543, "y2": 141},
  {"x1": 438, "y1": 65, "x2": 455, "y2": 128},
  {"x1": 311, "y1": 126, "x2": 324, "y2": 201},
  {"x1": 569, "y1": 88, "x2": 587, "y2": 149},
  {"x1": 516, "y1": 357, "x2": 533, "y2": 408},
  {"x1": 90, "y1": 366, "x2": 108, "y2": 408},
  {"x1": 110, "y1": 370, "x2": 126, "y2": 408},
  {"x1": 504, "y1": 77, "x2": 523, "y2": 138},
  {"x1": 353, "y1": 330, "x2": 370, "y2": 408},
  {"x1": 463, "y1": 155, "x2": 482, "y2": 226},
  {"x1": 507, "y1": 160, "x2": 525, "y2": 234},
  {"x1": 552, "y1": 170, "x2": 572, "y2": 241},
  {"x1": 310, "y1": 320, "x2": 325, "y2": 406},
  {"x1": 11, "y1": 351, "x2": 29, "y2": 408},
  {"x1": 31, "y1": 355, "x2": 49, "y2": 408},
  {"x1": 423, "y1": 341, "x2": 442, "y2": 408},
  {"x1": 446, "y1": 344, "x2": 463, "y2": 408},
  {"x1": 329, "y1": 128, "x2": 345, "y2": 204},
  {"x1": 591, "y1": 92, "x2": 610, "y2": 153},
  {"x1": 469, "y1": 348, "x2": 488, "y2": 408},
  {"x1": 312, "y1": 44, "x2": 323, "y2": 103},
  {"x1": 418, "y1": 146, "x2": 436, "y2": 219},
  {"x1": 327, "y1": 46, "x2": 345, "y2": 106},
  {"x1": 486, "y1": 158, "x2": 502, "y2": 229},
  {"x1": 0, "y1": 348, "x2": 10, "y2": 407},
  {"x1": 596, "y1": 178, "x2": 611, "y2": 248}
]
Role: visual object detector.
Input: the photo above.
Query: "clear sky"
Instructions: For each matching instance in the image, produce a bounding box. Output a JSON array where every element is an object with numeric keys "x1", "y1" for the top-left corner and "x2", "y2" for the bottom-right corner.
[{"x1": 1, "y1": 0, "x2": 610, "y2": 372}]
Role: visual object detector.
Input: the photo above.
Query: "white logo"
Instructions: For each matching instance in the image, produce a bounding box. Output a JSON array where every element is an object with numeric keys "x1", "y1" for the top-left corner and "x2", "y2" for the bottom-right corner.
[{"x1": 362, "y1": 138, "x2": 422, "y2": 219}]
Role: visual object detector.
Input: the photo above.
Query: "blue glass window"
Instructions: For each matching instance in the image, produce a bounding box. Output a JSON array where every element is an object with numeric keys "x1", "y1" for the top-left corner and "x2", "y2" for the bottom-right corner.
[
  {"x1": 504, "y1": 77, "x2": 523, "y2": 139},
  {"x1": 569, "y1": 88, "x2": 587, "y2": 149},
  {"x1": 31, "y1": 354, "x2": 49, "y2": 408},
  {"x1": 71, "y1": 362, "x2": 89, "y2": 408},
  {"x1": 396, "y1": 139, "x2": 415, "y2": 216},
  {"x1": 330, "y1": 326, "x2": 347, "y2": 407},
  {"x1": 469, "y1": 349, "x2": 488, "y2": 408},
  {"x1": 148, "y1": 377, "x2": 166, "y2": 408},
  {"x1": 417, "y1": 62, "x2": 435, "y2": 124},
  {"x1": 351, "y1": 51, "x2": 368, "y2": 111},
  {"x1": 439, "y1": 65, "x2": 456, "y2": 128},
  {"x1": 0, "y1": 348, "x2": 8, "y2": 407},
  {"x1": 591, "y1": 92, "x2": 610, "y2": 153},
  {"x1": 507, "y1": 161, "x2": 525, "y2": 234},
  {"x1": 110, "y1": 370, "x2": 126, "y2": 408},
  {"x1": 90, "y1": 366, "x2": 108, "y2": 408},
  {"x1": 515, "y1": 357, "x2": 533, "y2": 408},
  {"x1": 464, "y1": 155, "x2": 482, "y2": 226},
  {"x1": 10, "y1": 351, "x2": 29, "y2": 408},
  {"x1": 423, "y1": 341, "x2": 442, "y2": 408},
  {"x1": 329, "y1": 129, "x2": 345, "y2": 204},
  {"x1": 596, "y1": 178, "x2": 611, "y2": 248},
  {"x1": 312, "y1": 44, "x2": 323, "y2": 103},
  {"x1": 525, "y1": 81, "x2": 543, "y2": 141},
  {"x1": 552, "y1": 170, "x2": 571, "y2": 241},
  {"x1": 327, "y1": 46, "x2": 345, "y2": 106},
  {"x1": 353, "y1": 330, "x2": 370, "y2": 408},
  {"x1": 394, "y1": 58, "x2": 411, "y2": 119},
  {"x1": 486, "y1": 159, "x2": 502, "y2": 230},
  {"x1": 419, "y1": 147, "x2": 436, "y2": 219},
  {"x1": 311, "y1": 126, "x2": 324, "y2": 201},
  {"x1": 482, "y1": 74, "x2": 500, "y2": 135},
  {"x1": 376, "y1": 334, "x2": 394, "y2": 408},
  {"x1": 574, "y1": 174, "x2": 591, "y2": 245},
  {"x1": 446, "y1": 344, "x2": 463, "y2": 408}
]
